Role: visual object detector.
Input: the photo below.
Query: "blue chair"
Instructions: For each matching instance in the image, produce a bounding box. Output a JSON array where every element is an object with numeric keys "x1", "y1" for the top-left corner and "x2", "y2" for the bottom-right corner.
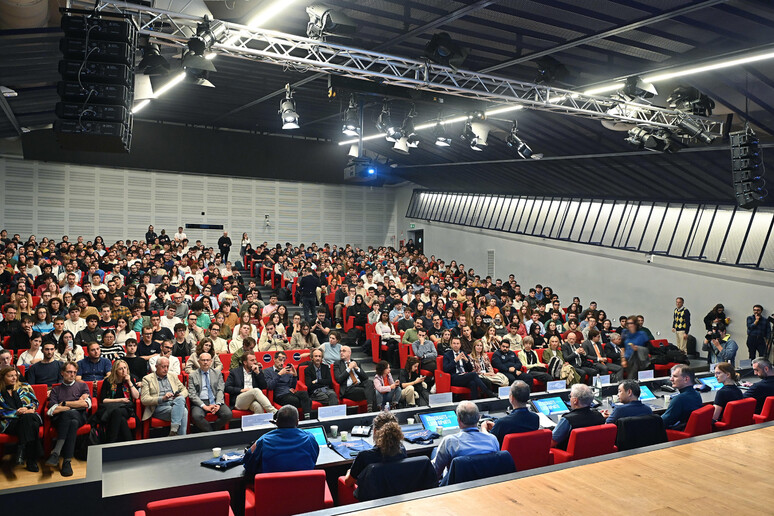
[{"x1": 441, "y1": 451, "x2": 515, "y2": 486}]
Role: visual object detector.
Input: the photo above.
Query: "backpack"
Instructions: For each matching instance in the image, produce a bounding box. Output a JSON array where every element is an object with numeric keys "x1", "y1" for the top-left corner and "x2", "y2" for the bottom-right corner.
[{"x1": 277, "y1": 287, "x2": 291, "y2": 302}]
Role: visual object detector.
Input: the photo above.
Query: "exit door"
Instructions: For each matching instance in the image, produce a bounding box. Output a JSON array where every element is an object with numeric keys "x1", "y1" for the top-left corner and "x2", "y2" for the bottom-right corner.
[{"x1": 408, "y1": 229, "x2": 424, "y2": 254}]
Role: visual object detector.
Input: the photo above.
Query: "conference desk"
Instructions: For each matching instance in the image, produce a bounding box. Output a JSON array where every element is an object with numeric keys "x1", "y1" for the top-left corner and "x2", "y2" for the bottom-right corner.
[{"x1": 0, "y1": 368, "x2": 759, "y2": 516}]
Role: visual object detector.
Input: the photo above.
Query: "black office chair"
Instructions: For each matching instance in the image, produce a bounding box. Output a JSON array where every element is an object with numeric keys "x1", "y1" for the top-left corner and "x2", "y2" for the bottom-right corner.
[
  {"x1": 441, "y1": 450, "x2": 515, "y2": 486},
  {"x1": 615, "y1": 414, "x2": 668, "y2": 451},
  {"x1": 354, "y1": 456, "x2": 437, "y2": 502}
]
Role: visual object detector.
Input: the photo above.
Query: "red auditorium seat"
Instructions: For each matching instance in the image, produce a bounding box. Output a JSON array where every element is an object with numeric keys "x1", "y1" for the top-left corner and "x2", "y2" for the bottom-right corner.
[
  {"x1": 46, "y1": 386, "x2": 97, "y2": 453},
  {"x1": 753, "y1": 396, "x2": 774, "y2": 424},
  {"x1": 649, "y1": 339, "x2": 679, "y2": 377},
  {"x1": 501, "y1": 429, "x2": 554, "y2": 471},
  {"x1": 713, "y1": 397, "x2": 757, "y2": 431},
  {"x1": 0, "y1": 384, "x2": 47, "y2": 457},
  {"x1": 330, "y1": 364, "x2": 368, "y2": 413},
  {"x1": 550, "y1": 424, "x2": 618, "y2": 463},
  {"x1": 665, "y1": 405, "x2": 714, "y2": 441},
  {"x1": 135, "y1": 491, "x2": 234, "y2": 516},
  {"x1": 434, "y1": 356, "x2": 470, "y2": 400},
  {"x1": 244, "y1": 470, "x2": 333, "y2": 516}
]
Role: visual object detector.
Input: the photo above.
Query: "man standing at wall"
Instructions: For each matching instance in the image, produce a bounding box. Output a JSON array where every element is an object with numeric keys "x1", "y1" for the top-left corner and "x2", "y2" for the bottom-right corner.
[
  {"x1": 672, "y1": 297, "x2": 691, "y2": 354},
  {"x1": 218, "y1": 231, "x2": 232, "y2": 263},
  {"x1": 746, "y1": 305, "x2": 770, "y2": 360}
]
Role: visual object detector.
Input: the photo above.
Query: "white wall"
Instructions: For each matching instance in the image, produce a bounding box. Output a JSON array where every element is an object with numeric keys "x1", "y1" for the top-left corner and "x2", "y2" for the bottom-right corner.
[
  {"x1": 0, "y1": 157, "x2": 398, "y2": 250},
  {"x1": 404, "y1": 217, "x2": 774, "y2": 347}
]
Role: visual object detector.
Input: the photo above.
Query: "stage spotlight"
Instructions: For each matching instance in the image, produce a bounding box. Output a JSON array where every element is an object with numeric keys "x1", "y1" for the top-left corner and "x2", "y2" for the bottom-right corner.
[
  {"x1": 393, "y1": 136, "x2": 410, "y2": 154},
  {"x1": 461, "y1": 121, "x2": 486, "y2": 151},
  {"x1": 184, "y1": 20, "x2": 222, "y2": 72},
  {"x1": 625, "y1": 127, "x2": 679, "y2": 153},
  {"x1": 279, "y1": 83, "x2": 300, "y2": 129},
  {"x1": 402, "y1": 106, "x2": 419, "y2": 148},
  {"x1": 138, "y1": 38, "x2": 170, "y2": 76},
  {"x1": 666, "y1": 86, "x2": 715, "y2": 117},
  {"x1": 534, "y1": 56, "x2": 568, "y2": 84},
  {"x1": 184, "y1": 69, "x2": 215, "y2": 87},
  {"x1": 622, "y1": 76, "x2": 657, "y2": 99},
  {"x1": 306, "y1": 4, "x2": 357, "y2": 40},
  {"x1": 675, "y1": 116, "x2": 713, "y2": 144},
  {"x1": 342, "y1": 95, "x2": 360, "y2": 136},
  {"x1": 375, "y1": 103, "x2": 399, "y2": 141},
  {"x1": 424, "y1": 32, "x2": 469, "y2": 70},
  {"x1": 506, "y1": 122, "x2": 542, "y2": 159},
  {"x1": 433, "y1": 122, "x2": 451, "y2": 146},
  {"x1": 348, "y1": 144, "x2": 359, "y2": 157}
]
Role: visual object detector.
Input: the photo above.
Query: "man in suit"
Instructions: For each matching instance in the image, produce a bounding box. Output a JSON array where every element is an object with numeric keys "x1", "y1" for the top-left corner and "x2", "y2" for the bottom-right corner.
[
  {"x1": 305, "y1": 348, "x2": 339, "y2": 406},
  {"x1": 481, "y1": 380, "x2": 539, "y2": 445},
  {"x1": 224, "y1": 352, "x2": 276, "y2": 415},
  {"x1": 745, "y1": 358, "x2": 774, "y2": 413},
  {"x1": 583, "y1": 329, "x2": 623, "y2": 382},
  {"x1": 263, "y1": 351, "x2": 312, "y2": 419},
  {"x1": 442, "y1": 336, "x2": 494, "y2": 400},
  {"x1": 333, "y1": 345, "x2": 375, "y2": 411},
  {"x1": 141, "y1": 356, "x2": 189, "y2": 436},
  {"x1": 188, "y1": 352, "x2": 232, "y2": 432},
  {"x1": 562, "y1": 333, "x2": 596, "y2": 384}
]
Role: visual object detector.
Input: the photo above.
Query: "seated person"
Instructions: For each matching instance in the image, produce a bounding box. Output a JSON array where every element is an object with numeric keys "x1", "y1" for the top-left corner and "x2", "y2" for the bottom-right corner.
[
  {"x1": 188, "y1": 353, "x2": 232, "y2": 432},
  {"x1": 74, "y1": 314, "x2": 104, "y2": 348},
  {"x1": 263, "y1": 351, "x2": 312, "y2": 418},
  {"x1": 304, "y1": 349, "x2": 339, "y2": 406},
  {"x1": 334, "y1": 345, "x2": 375, "y2": 411},
  {"x1": 602, "y1": 380, "x2": 653, "y2": 424},
  {"x1": 225, "y1": 352, "x2": 277, "y2": 415},
  {"x1": 0, "y1": 366, "x2": 42, "y2": 472},
  {"x1": 149, "y1": 340, "x2": 181, "y2": 376},
  {"x1": 96, "y1": 359, "x2": 140, "y2": 443},
  {"x1": 123, "y1": 339, "x2": 148, "y2": 381},
  {"x1": 661, "y1": 364, "x2": 702, "y2": 431},
  {"x1": 342, "y1": 411, "x2": 407, "y2": 494},
  {"x1": 373, "y1": 360, "x2": 401, "y2": 409},
  {"x1": 481, "y1": 380, "x2": 538, "y2": 445},
  {"x1": 711, "y1": 362, "x2": 743, "y2": 421},
  {"x1": 185, "y1": 338, "x2": 224, "y2": 376},
  {"x1": 551, "y1": 384, "x2": 605, "y2": 450},
  {"x1": 258, "y1": 322, "x2": 289, "y2": 352},
  {"x1": 411, "y1": 328, "x2": 437, "y2": 386},
  {"x1": 99, "y1": 330, "x2": 125, "y2": 362},
  {"x1": 243, "y1": 405, "x2": 319, "y2": 477},
  {"x1": 431, "y1": 400, "x2": 500, "y2": 484},
  {"x1": 399, "y1": 356, "x2": 430, "y2": 407},
  {"x1": 76, "y1": 342, "x2": 112, "y2": 382},
  {"x1": 25, "y1": 342, "x2": 62, "y2": 386},
  {"x1": 492, "y1": 339, "x2": 532, "y2": 385},
  {"x1": 744, "y1": 358, "x2": 774, "y2": 413},
  {"x1": 442, "y1": 336, "x2": 495, "y2": 399},
  {"x1": 230, "y1": 336, "x2": 258, "y2": 370},
  {"x1": 583, "y1": 329, "x2": 623, "y2": 382},
  {"x1": 137, "y1": 326, "x2": 161, "y2": 362},
  {"x1": 517, "y1": 337, "x2": 552, "y2": 384},
  {"x1": 53, "y1": 330, "x2": 83, "y2": 363},
  {"x1": 46, "y1": 361, "x2": 92, "y2": 476},
  {"x1": 141, "y1": 356, "x2": 189, "y2": 436}
]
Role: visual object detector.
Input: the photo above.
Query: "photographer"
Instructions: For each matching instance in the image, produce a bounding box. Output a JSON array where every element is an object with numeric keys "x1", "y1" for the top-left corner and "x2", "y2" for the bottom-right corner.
[
  {"x1": 746, "y1": 305, "x2": 771, "y2": 360},
  {"x1": 703, "y1": 322, "x2": 738, "y2": 368}
]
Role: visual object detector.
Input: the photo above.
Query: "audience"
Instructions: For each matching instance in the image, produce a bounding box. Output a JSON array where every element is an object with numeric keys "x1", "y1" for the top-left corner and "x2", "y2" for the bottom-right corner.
[
  {"x1": 334, "y1": 345, "x2": 374, "y2": 411},
  {"x1": 263, "y1": 351, "x2": 312, "y2": 418},
  {"x1": 551, "y1": 384, "x2": 605, "y2": 450},
  {"x1": 399, "y1": 356, "x2": 429, "y2": 407},
  {"x1": 225, "y1": 352, "x2": 277, "y2": 415},
  {"x1": 711, "y1": 362, "x2": 743, "y2": 421},
  {"x1": 373, "y1": 360, "x2": 402, "y2": 409},
  {"x1": 243, "y1": 405, "x2": 319, "y2": 477},
  {"x1": 25, "y1": 342, "x2": 61, "y2": 386},
  {"x1": 304, "y1": 348, "x2": 339, "y2": 406},
  {"x1": 76, "y1": 342, "x2": 112, "y2": 382},
  {"x1": 442, "y1": 336, "x2": 495, "y2": 399},
  {"x1": 96, "y1": 359, "x2": 140, "y2": 443}
]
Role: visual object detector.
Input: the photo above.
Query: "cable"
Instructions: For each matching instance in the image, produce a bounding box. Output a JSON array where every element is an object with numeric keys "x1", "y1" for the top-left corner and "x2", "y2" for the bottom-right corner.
[{"x1": 77, "y1": 21, "x2": 99, "y2": 131}]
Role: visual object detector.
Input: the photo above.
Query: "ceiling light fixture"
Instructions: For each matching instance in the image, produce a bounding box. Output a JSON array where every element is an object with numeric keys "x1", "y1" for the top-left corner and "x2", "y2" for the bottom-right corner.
[
  {"x1": 666, "y1": 86, "x2": 715, "y2": 117},
  {"x1": 1, "y1": 85, "x2": 18, "y2": 98},
  {"x1": 393, "y1": 136, "x2": 410, "y2": 154},
  {"x1": 306, "y1": 3, "x2": 358, "y2": 40},
  {"x1": 402, "y1": 105, "x2": 419, "y2": 148},
  {"x1": 279, "y1": 83, "x2": 300, "y2": 129},
  {"x1": 424, "y1": 32, "x2": 468, "y2": 70},
  {"x1": 375, "y1": 102, "x2": 399, "y2": 141},
  {"x1": 342, "y1": 94, "x2": 360, "y2": 136},
  {"x1": 433, "y1": 119, "x2": 451, "y2": 147},
  {"x1": 534, "y1": 56, "x2": 569, "y2": 85},
  {"x1": 625, "y1": 127, "x2": 680, "y2": 153},
  {"x1": 131, "y1": 72, "x2": 186, "y2": 114},
  {"x1": 506, "y1": 120, "x2": 542, "y2": 160},
  {"x1": 137, "y1": 37, "x2": 170, "y2": 76}
]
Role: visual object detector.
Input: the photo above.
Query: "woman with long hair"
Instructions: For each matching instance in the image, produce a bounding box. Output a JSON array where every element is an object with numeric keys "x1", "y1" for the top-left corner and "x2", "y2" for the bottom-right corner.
[
  {"x1": 543, "y1": 320, "x2": 562, "y2": 344},
  {"x1": 528, "y1": 321, "x2": 547, "y2": 349},
  {"x1": 374, "y1": 311, "x2": 399, "y2": 367},
  {"x1": 185, "y1": 338, "x2": 223, "y2": 375},
  {"x1": 470, "y1": 313, "x2": 486, "y2": 340},
  {"x1": 232, "y1": 310, "x2": 258, "y2": 341},
  {"x1": 32, "y1": 305, "x2": 53, "y2": 334},
  {"x1": 53, "y1": 330, "x2": 83, "y2": 362},
  {"x1": 470, "y1": 340, "x2": 509, "y2": 390},
  {"x1": 480, "y1": 325, "x2": 501, "y2": 352},
  {"x1": 0, "y1": 366, "x2": 42, "y2": 471},
  {"x1": 114, "y1": 316, "x2": 132, "y2": 346},
  {"x1": 342, "y1": 411, "x2": 406, "y2": 491},
  {"x1": 399, "y1": 356, "x2": 429, "y2": 407},
  {"x1": 96, "y1": 359, "x2": 139, "y2": 443}
]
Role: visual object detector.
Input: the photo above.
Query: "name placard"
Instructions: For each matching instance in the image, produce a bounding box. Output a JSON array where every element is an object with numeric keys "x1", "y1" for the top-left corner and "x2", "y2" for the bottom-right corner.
[
  {"x1": 317, "y1": 404, "x2": 347, "y2": 420},
  {"x1": 429, "y1": 392, "x2": 453, "y2": 406}
]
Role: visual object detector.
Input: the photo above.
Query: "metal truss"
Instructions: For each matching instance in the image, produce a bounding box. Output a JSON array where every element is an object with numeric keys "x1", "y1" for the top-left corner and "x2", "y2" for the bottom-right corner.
[{"x1": 88, "y1": 0, "x2": 723, "y2": 136}]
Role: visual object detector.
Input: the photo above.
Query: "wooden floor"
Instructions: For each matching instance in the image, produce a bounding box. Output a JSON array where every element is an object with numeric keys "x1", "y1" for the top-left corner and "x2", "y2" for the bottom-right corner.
[
  {"x1": 354, "y1": 425, "x2": 774, "y2": 516},
  {"x1": 0, "y1": 452, "x2": 87, "y2": 488}
]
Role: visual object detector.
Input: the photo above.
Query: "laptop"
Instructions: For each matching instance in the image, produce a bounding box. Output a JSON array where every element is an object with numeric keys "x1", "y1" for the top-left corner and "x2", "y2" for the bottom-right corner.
[
  {"x1": 301, "y1": 426, "x2": 330, "y2": 447},
  {"x1": 638, "y1": 385, "x2": 662, "y2": 409},
  {"x1": 531, "y1": 397, "x2": 570, "y2": 423},
  {"x1": 419, "y1": 410, "x2": 459, "y2": 433},
  {"x1": 698, "y1": 377, "x2": 723, "y2": 391}
]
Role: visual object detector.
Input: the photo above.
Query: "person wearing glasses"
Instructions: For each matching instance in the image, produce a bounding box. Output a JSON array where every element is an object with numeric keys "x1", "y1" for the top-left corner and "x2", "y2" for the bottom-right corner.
[
  {"x1": 46, "y1": 361, "x2": 92, "y2": 476},
  {"x1": 137, "y1": 327, "x2": 161, "y2": 362},
  {"x1": 149, "y1": 340, "x2": 182, "y2": 376}
]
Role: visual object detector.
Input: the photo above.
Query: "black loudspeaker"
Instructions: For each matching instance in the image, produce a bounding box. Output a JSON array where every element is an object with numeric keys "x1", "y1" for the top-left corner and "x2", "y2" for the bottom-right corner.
[
  {"x1": 730, "y1": 125, "x2": 765, "y2": 209},
  {"x1": 55, "y1": 12, "x2": 137, "y2": 153}
]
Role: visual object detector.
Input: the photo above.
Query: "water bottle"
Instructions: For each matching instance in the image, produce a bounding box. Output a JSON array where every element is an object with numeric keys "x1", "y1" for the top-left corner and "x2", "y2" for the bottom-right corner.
[
  {"x1": 593, "y1": 375, "x2": 601, "y2": 399},
  {"x1": 385, "y1": 402, "x2": 390, "y2": 412}
]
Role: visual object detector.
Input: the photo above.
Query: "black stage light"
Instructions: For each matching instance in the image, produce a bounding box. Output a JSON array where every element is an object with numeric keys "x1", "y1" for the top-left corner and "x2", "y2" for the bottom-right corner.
[
  {"x1": 279, "y1": 83, "x2": 299, "y2": 129},
  {"x1": 424, "y1": 32, "x2": 468, "y2": 70}
]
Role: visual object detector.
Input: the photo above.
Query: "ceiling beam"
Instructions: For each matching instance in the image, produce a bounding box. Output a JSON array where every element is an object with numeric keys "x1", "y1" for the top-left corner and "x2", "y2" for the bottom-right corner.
[
  {"x1": 210, "y1": 0, "x2": 504, "y2": 124},
  {"x1": 479, "y1": 0, "x2": 730, "y2": 74}
]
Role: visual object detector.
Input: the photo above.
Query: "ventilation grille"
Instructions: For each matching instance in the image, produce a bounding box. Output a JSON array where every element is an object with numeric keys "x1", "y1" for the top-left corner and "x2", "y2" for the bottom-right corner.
[{"x1": 487, "y1": 249, "x2": 495, "y2": 278}]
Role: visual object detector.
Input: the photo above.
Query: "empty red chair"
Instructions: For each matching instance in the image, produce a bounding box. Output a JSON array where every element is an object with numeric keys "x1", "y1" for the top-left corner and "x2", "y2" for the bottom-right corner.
[
  {"x1": 245, "y1": 470, "x2": 333, "y2": 516},
  {"x1": 501, "y1": 429, "x2": 554, "y2": 471},
  {"x1": 551, "y1": 424, "x2": 618, "y2": 464},
  {"x1": 753, "y1": 396, "x2": 774, "y2": 424},
  {"x1": 665, "y1": 404, "x2": 714, "y2": 441},
  {"x1": 713, "y1": 397, "x2": 757, "y2": 431},
  {"x1": 135, "y1": 491, "x2": 234, "y2": 516}
]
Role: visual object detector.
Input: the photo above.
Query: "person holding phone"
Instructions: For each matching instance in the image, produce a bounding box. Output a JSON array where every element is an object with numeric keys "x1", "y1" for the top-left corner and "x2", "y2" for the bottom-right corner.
[
  {"x1": 399, "y1": 356, "x2": 429, "y2": 407},
  {"x1": 373, "y1": 360, "x2": 401, "y2": 409}
]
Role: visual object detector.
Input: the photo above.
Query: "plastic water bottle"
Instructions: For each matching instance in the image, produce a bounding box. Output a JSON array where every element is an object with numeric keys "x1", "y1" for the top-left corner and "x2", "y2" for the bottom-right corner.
[
  {"x1": 385, "y1": 402, "x2": 390, "y2": 412},
  {"x1": 593, "y1": 375, "x2": 601, "y2": 398}
]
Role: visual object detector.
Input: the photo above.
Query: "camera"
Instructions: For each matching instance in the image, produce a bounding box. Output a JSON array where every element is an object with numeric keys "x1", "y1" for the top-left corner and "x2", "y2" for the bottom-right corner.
[{"x1": 705, "y1": 331, "x2": 721, "y2": 341}]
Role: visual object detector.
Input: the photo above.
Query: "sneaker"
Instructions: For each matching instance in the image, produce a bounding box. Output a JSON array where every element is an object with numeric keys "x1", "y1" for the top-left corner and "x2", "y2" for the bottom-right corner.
[
  {"x1": 26, "y1": 459, "x2": 39, "y2": 473},
  {"x1": 168, "y1": 429, "x2": 178, "y2": 436},
  {"x1": 45, "y1": 452, "x2": 59, "y2": 467},
  {"x1": 61, "y1": 460, "x2": 73, "y2": 477}
]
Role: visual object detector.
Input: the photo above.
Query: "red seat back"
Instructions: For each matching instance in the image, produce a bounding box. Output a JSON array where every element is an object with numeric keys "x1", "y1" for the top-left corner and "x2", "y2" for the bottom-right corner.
[
  {"x1": 566, "y1": 424, "x2": 617, "y2": 460},
  {"x1": 502, "y1": 429, "x2": 553, "y2": 471},
  {"x1": 683, "y1": 405, "x2": 715, "y2": 437},
  {"x1": 717, "y1": 397, "x2": 757, "y2": 430},
  {"x1": 252, "y1": 470, "x2": 329, "y2": 516},
  {"x1": 756, "y1": 396, "x2": 774, "y2": 422},
  {"x1": 144, "y1": 491, "x2": 232, "y2": 516}
]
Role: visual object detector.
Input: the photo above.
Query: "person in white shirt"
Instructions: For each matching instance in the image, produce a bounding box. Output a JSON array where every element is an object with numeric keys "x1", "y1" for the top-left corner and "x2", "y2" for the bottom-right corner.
[
  {"x1": 63, "y1": 306, "x2": 86, "y2": 335},
  {"x1": 159, "y1": 309, "x2": 182, "y2": 332},
  {"x1": 174, "y1": 227, "x2": 187, "y2": 242},
  {"x1": 149, "y1": 340, "x2": 182, "y2": 376},
  {"x1": 61, "y1": 272, "x2": 82, "y2": 296}
]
